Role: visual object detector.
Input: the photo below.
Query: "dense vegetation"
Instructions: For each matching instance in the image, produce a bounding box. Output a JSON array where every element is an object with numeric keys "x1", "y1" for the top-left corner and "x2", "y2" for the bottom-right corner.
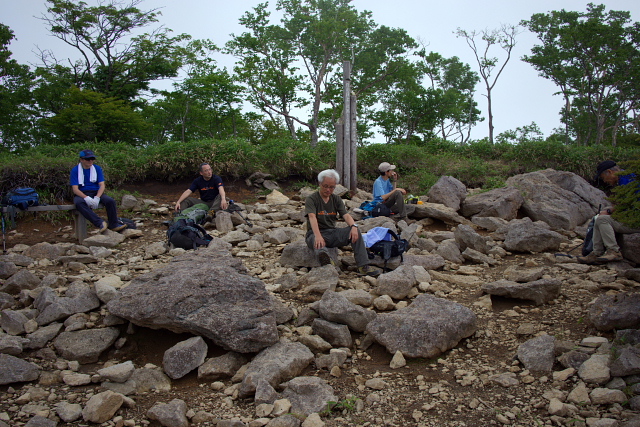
[
  {"x1": 2, "y1": 1, "x2": 640, "y2": 150},
  {"x1": 1, "y1": 138, "x2": 637, "y2": 204}
]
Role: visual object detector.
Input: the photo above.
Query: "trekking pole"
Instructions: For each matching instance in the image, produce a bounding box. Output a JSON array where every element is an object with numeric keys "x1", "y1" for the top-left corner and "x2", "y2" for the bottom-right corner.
[
  {"x1": 1, "y1": 211, "x2": 6, "y2": 255},
  {"x1": 226, "y1": 200, "x2": 253, "y2": 227}
]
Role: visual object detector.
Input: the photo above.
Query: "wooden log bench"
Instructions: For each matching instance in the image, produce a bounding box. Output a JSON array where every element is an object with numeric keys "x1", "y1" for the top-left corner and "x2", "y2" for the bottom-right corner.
[{"x1": 1, "y1": 205, "x2": 99, "y2": 243}]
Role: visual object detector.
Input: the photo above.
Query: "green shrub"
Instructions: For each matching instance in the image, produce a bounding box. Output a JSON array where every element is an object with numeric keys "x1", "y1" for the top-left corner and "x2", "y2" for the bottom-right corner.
[{"x1": 610, "y1": 157, "x2": 640, "y2": 228}]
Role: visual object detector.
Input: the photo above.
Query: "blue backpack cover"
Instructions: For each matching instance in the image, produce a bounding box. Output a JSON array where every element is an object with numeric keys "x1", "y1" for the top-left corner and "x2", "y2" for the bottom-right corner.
[{"x1": 2, "y1": 188, "x2": 39, "y2": 210}]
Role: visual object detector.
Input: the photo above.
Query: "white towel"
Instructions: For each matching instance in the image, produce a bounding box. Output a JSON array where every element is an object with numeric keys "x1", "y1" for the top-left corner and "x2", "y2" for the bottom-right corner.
[{"x1": 77, "y1": 164, "x2": 97, "y2": 186}]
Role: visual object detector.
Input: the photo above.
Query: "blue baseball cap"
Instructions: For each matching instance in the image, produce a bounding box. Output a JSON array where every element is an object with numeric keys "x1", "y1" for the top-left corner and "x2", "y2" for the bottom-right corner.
[{"x1": 79, "y1": 149, "x2": 96, "y2": 159}]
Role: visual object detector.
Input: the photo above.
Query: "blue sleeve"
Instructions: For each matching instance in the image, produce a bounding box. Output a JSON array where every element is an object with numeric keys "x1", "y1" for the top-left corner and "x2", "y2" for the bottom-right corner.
[
  {"x1": 70, "y1": 165, "x2": 79, "y2": 186},
  {"x1": 372, "y1": 178, "x2": 386, "y2": 204},
  {"x1": 214, "y1": 175, "x2": 223, "y2": 187}
]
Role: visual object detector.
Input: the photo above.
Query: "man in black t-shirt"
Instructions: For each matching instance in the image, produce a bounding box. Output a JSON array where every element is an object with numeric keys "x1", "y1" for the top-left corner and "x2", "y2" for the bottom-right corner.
[
  {"x1": 175, "y1": 163, "x2": 228, "y2": 212},
  {"x1": 305, "y1": 169, "x2": 381, "y2": 277}
]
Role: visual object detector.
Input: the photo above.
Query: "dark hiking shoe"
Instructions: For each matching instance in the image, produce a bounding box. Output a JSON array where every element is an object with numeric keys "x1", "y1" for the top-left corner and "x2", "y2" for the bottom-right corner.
[
  {"x1": 99, "y1": 221, "x2": 108, "y2": 233},
  {"x1": 318, "y1": 251, "x2": 336, "y2": 267},
  {"x1": 596, "y1": 249, "x2": 623, "y2": 263},
  {"x1": 109, "y1": 223, "x2": 127, "y2": 232},
  {"x1": 357, "y1": 265, "x2": 382, "y2": 277},
  {"x1": 577, "y1": 251, "x2": 604, "y2": 265}
]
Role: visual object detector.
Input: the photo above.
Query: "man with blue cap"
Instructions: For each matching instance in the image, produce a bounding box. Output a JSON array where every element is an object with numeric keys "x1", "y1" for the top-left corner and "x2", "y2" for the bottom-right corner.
[
  {"x1": 70, "y1": 149, "x2": 126, "y2": 233},
  {"x1": 577, "y1": 160, "x2": 638, "y2": 264}
]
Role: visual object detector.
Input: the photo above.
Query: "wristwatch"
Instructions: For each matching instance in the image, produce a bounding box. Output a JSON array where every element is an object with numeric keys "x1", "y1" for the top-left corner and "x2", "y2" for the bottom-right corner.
[{"x1": 350, "y1": 224, "x2": 358, "y2": 228}]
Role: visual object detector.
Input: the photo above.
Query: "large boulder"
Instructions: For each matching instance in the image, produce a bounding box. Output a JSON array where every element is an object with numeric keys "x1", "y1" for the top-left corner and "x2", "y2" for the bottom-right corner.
[
  {"x1": 454, "y1": 224, "x2": 489, "y2": 254},
  {"x1": 588, "y1": 293, "x2": 640, "y2": 331},
  {"x1": 239, "y1": 341, "x2": 314, "y2": 397},
  {"x1": 107, "y1": 244, "x2": 279, "y2": 353},
  {"x1": 427, "y1": 176, "x2": 467, "y2": 211},
  {"x1": 505, "y1": 169, "x2": 607, "y2": 230},
  {"x1": 279, "y1": 240, "x2": 338, "y2": 268},
  {"x1": 621, "y1": 233, "x2": 640, "y2": 264},
  {"x1": 34, "y1": 283, "x2": 101, "y2": 326},
  {"x1": 315, "y1": 291, "x2": 376, "y2": 332},
  {"x1": 366, "y1": 294, "x2": 477, "y2": 358},
  {"x1": 375, "y1": 265, "x2": 417, "y2": 300},
  {"x1": 461, "y1": 187, "x2": 524, "y2": 220},
  {"x1": 504, "y1": 218, "x2": 566, "y2": 253}
]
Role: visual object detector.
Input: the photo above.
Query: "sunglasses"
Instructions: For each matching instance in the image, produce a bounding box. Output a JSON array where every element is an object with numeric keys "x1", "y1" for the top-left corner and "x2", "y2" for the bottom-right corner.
[{"x1": 82, "y1": 157, "x2": 96, "y2": 161}]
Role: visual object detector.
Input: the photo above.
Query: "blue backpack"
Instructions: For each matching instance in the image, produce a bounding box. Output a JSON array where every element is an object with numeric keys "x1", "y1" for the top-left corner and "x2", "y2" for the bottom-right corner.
[{"x1": 2, "y1": 188, "x2": 39, "y2": 210}]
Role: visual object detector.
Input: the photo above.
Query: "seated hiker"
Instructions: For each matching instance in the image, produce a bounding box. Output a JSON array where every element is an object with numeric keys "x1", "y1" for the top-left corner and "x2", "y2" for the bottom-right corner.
[
  {"x1": 174, "y1": 162, "x2": 228, "y2": 212},
  {"x1": 578, "y1": 160, "x2": 639, "y2": 264},
  {"x1": 70, "y1": 149, "x2": 126, "y2": 233},
  {"x1": 373, "y1": 162, "x2": 406, "y2": 218},
  {"x1": 305, "y1": 169, "x2": 381, "y2": 277}
]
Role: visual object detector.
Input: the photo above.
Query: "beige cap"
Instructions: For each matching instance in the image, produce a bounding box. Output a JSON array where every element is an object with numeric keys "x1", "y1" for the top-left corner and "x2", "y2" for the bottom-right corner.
[{"x1": 378, "y1": 162, "x2": 396, "y2": 172}]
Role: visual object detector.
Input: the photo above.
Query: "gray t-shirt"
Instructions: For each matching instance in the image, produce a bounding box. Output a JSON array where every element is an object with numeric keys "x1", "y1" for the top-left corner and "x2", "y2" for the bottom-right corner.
[{"x1": 305, "y1": 191, "x2": 347, "y2": 231}]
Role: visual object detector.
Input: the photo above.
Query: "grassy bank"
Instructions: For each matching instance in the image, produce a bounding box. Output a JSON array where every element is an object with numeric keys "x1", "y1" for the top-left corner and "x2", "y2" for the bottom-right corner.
[{"x1": 1, "y1": 138, "x2": 638, "y2": 204}]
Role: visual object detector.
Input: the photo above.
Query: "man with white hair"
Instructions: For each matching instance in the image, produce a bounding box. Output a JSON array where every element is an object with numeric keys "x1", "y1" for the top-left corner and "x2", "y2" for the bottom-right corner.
[{"x1": 305, "y1": 169, "x2": 381, "y2": 277}]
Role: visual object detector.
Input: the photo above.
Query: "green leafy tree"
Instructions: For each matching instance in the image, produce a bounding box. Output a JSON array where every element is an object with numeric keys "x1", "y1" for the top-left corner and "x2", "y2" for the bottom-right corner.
[
  {"x1": 522, "y1": 3, "x2": 640, "y2": 146},
  {"x1": 456, "y1": 24, "x2": 521, "y2": 144},
  {"x1": 40, "y1": 0, "x2": 190, "y2": 102},
  {"x1": 41, "y1": 86, "x2": 148, "y2": 144},
  {"x1": 419, "y1": 51, "x2": 481, "y2": 143},
  {"x1": 227, "y1": 0, "x2": 418, "y2": 146},
  {"x1": 0, "y1": 24, "x2": 35, "y2": 151},
  {"x1": 141, "y1": 40, "x2": 246, "y2": 143}
]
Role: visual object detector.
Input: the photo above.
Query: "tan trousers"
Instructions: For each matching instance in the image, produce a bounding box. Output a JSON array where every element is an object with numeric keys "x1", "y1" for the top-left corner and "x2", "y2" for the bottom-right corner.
[{"x1": 593, "y1": 214, "x2": 640, "y2": 253}]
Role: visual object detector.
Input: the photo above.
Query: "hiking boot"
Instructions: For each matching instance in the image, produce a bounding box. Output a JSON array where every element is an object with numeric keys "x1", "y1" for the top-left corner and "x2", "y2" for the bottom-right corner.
[
  {"x1": 99, "y1": 221, "x2": 108, "y2": 233},
  {"x1": 318, "y1": 251, "x2": 336, "y2": 267},
  {"x1": 596, "y1": 249, "x2": 623, "y2": 263},
  {"x1": 109, "y1": 223, "x2": 127, "y2": 232},
  {"x1": 577, "y1": 251, "x2": 604, "y2": 265},
  {"x1": 357, "y1": 265, "x2": 382, "y2": 277}
]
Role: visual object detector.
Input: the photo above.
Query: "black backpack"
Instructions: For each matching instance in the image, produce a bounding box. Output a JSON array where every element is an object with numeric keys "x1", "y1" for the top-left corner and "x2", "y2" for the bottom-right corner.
[
  {"x1": 371, "y1": 203, "x2": 391, "y2": 217},
  {"x1": 367, "y1": 230, "x2": 409, "y2": 270},
  {"x1": 582, "y1": 216, "x2": 596, "y2": 256},
  {"x1": 167, "y1": 218, "x2": 213, "y2": 250}
]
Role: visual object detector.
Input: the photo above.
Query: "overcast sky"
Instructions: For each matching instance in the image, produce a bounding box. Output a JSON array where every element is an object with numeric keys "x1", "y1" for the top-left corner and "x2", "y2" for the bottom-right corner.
[{"x1": 4, "y1": 0, "x2": 640, "y2": 142}]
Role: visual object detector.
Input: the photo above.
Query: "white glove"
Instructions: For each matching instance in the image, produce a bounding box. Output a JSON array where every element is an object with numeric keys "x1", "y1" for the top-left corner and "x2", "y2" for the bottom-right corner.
[
  {"x1": 93, "y1": 196, "x2": 101, "y2": 208},
  {"x1": 84, "y1": 196, "x2": 94, "y2": 209}
]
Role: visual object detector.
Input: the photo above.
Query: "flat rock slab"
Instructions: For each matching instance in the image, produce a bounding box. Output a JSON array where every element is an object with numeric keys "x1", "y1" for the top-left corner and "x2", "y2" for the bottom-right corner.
[
  {"x1": 366, "y1": 294, "x2": 477, "y2": 358},
  {"x1": 53, "y1": 327, "x2": 120, "y2": 364},
  {"x1": 481, "y1": 278, "x2": 561, "y2": 306},
  {"x1": 107, "y1": 245, "x2": 278, "y2": 353},
  {"x1": 0, "y1": 353, "x2": 40, "y2": 385}
]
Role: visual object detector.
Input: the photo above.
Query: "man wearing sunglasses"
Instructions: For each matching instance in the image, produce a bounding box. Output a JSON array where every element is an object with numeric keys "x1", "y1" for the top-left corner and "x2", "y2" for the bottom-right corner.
[{"x1": 70, "y1": 149, "x2": 127, "y2": 233}]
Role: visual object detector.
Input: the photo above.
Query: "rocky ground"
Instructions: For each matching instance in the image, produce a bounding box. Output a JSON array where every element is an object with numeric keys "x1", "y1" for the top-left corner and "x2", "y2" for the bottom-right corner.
[{"x1": 0, "y1": 177, "x2": 639, "y2": 427}]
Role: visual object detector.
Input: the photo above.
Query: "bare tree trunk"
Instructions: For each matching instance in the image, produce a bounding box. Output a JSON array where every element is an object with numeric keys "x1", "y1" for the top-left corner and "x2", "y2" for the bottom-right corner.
[
  {"x1": 486, "y1": 90, "x2": 494, "y2": 144},
  {"x1": 335, "y1": 118, "x2": 344, "y2": 180},
  {"x1": 341, "y1": 61, "x2": 352, "y2": 189},
  {"x1": 349, "y1": 93, "x2": 357, "y2": 194}
]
